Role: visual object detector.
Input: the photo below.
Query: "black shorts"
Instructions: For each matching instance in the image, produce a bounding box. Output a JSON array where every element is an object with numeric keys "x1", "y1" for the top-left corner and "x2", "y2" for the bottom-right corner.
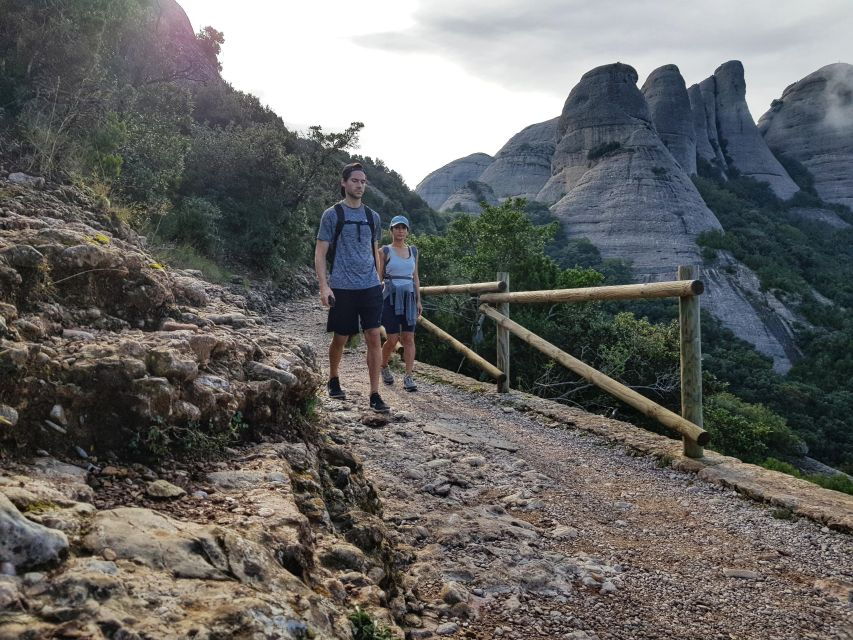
[
  {"x1": 381, "y1": 296, "x2": 417, "y2": 334},
  {"x1": 327, "y1": 286, "x2": 383, "y2": 335}
]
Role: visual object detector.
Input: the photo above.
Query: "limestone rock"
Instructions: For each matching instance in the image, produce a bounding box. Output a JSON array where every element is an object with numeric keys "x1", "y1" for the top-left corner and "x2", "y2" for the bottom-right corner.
[
  {"x1": 758, "y1": 63, "x2": 853, "y2": 208},
  {"x1": 688, "y1": 83, "x2": 721, "y2": 172},
  {"x1": 146, "y1": 479, "x2": 186, "y2": 498},
  {"x1": 0, "y1": 493, "x2": 69, "y2": 570},
  {"x1": 542, "y1": 63, "x2": 722, "y2": 275},
  {"x1": 439, "y1": 180, "x2": 498, "y2": 214},
  {"x1": 698, "y1": 76, "x2": 731, "y2": 175},
  {"x1": 479, "y1": 117, "x2": 559, "y2": 199},
  {"x1": 414, "y1": 152, "x2": 493, "y2": 210},
  {"x1": 642, "y1": 65, "x2": 697, "y2": 175},
  {"x1": 711, "y1": 60, "x2": 799, "y2": 198}
]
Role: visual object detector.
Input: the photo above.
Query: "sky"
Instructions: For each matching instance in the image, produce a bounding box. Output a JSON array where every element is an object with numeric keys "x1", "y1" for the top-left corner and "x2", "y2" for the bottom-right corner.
[{"x1": 177, "y1": 0, "x2": 853, "y2": 189}]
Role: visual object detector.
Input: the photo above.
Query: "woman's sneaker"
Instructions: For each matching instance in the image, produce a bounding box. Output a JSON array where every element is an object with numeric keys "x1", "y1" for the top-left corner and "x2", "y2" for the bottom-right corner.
[
  {"x1": 327, "y1": 377, "x2": 346, "y2": 399},
  {"x1": 403, "y1": 375, "x2": 418, "y2": 392},
  {"x1": 381, "y1": 366, "x2": 394, "y2": 385},
  {"x1": 369, "y1": 392, "x2": 391, "y2": 413}
]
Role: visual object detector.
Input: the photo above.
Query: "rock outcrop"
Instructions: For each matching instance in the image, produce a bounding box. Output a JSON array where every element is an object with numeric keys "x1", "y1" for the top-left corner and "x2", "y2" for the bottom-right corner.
[
  {"x1": 541, "y1": 63, "x2": 721, "y2": 274},
  {"x1": 439, "y1": 180, "x2": 498, "y2": 214},
  {"x1": 478, "y1": 118, "x2": 558, "y2": 199},
  {"x1": 538, "y1": 63, "x2": 797, "y2": 371},
  {"x1": 688, "y1": 84, "x2": 721, "y2": 173},
  {"x1": 642, "y1": 65, "x2": 697, "y2": 175},
  {"x1": 698, "y1": 76, "x2": 731, "y2": 176},
  {"x1": 709, "y1": 61, "x2": 799, "y2": 198},
  {"x1": 415, "y1": 153, "x2": 493, "y2": 210},
  {"x1": 758, "y1": 63, "x2": 853, "y2": 208}
]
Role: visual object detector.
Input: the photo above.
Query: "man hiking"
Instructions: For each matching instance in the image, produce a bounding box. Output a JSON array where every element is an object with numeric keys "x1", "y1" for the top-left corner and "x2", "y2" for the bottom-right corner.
[{"x1": 314, "y1": 162, "x2": 390, "y2": 413}]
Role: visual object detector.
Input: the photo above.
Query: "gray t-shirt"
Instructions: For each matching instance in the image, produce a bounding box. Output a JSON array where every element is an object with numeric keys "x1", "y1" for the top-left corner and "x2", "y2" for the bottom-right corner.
[{"x1": 317, "y1": 203, "x2": 381, "y2": 290}]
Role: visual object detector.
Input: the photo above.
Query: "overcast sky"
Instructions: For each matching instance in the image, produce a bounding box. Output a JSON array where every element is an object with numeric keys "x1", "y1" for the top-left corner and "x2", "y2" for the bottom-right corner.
[{"x1": 178, "y1": 0, "x2": 852, "y2": 189}]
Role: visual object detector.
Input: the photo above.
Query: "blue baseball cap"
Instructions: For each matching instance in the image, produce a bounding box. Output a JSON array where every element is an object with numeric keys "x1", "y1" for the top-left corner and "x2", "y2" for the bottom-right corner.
[{"x1": 389, "y1": 215, "x2": 410, "y2": 229}]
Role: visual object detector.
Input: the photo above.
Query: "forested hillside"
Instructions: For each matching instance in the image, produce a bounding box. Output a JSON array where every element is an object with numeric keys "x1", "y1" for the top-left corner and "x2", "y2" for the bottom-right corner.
[{"x1": 0, "y1": 0, "x2": 440, "y2": 279}]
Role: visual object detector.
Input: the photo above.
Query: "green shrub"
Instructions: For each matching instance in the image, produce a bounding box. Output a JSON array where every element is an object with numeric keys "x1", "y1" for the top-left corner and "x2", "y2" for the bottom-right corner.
[
  {"x1": 704, "y1": 393, "x2": 804, "y2": 463},
  {"x1": 159, "y1": 197, "x2": 223, "y2": 257},
  {"x1": 762, "y1": 458, "x2": 853, "y2": 496},
  {"x1": 349, "y1": 608, "x2": 394, "y2": 640},
  {"x1": 587, "y1": 141, "x2": 621, "y2": 161}
]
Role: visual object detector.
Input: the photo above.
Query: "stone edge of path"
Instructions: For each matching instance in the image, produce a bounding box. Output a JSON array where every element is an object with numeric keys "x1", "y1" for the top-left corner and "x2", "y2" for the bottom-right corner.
[{"x1": 416, "y1": 362, "x2": 853, "y2": 534}]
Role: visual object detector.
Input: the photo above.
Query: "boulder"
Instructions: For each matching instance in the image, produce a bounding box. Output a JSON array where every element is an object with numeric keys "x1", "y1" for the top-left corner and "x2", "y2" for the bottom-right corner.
[
  {"x1": 758, "y1": 63, "x2": 853, "y2": 208},
  {"x1": 711, "y1": 61, "x2": 799, "y2": 198},
  {"x1": 0, "y1": 493, "x2": 69, "y2": 570},
  {"x1": 479, "y1": 117, "x2": 559, "y2": 199},
  {"x1": 414, "y1": 152, "x2": 493, "y2": 209},
  {"x1": 642, "y1": 65, "x2": 697, "y2": 175}
]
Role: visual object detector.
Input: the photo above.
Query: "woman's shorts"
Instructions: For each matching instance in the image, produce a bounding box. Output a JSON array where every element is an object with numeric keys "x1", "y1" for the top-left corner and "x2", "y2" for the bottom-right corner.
[{"x1": 381, "y1": 296, "x2": 416, "y2": 334}]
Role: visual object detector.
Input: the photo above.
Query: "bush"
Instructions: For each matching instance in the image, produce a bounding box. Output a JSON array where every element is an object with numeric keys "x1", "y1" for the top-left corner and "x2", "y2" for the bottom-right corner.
[
  {"x1": 159, "y1": 197, "x2": 223, "y2": 257},
  {"x1": 762, "y1": 458, "x2": 853, "y2": 496},
  {"x1": 587, "y1": 141, "x2": 621, "y2": 161},
  {"x1": 704, "y1": 393, "x2": 804, "y2": 463}
]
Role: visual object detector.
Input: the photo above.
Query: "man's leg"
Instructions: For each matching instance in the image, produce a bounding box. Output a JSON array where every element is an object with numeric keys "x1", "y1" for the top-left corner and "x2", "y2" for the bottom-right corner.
[
  {"x1": 328, "y1": 333, "x2": 349, "y2": 379},
  {"x1": 364, "y1": 327, "x2": 382, "y2": 394}
]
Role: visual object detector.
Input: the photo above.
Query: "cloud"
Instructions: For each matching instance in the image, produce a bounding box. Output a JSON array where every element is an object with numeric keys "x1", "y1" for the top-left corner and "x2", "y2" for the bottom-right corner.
[{"x1": 363, "y1": 0, "x2": 853, "y2": 115}]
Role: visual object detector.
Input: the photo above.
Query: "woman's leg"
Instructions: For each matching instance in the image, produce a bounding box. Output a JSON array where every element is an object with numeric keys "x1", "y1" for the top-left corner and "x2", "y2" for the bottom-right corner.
[
  {"x1": 382, "y1": 333, "x2": 400, "y2": 367},
  {"x1": 401, "y1": 331, "x2": 416, "y2": 375}
]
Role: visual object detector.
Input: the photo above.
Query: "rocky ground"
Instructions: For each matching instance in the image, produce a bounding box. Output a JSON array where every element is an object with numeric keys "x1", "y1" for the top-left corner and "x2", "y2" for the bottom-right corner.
[
  {"x1": 1, "y1": 176, "x2": 852, "y2": 639},
  {"x1": 277, "y1": 299, "x2": 853, "y2": 640}
]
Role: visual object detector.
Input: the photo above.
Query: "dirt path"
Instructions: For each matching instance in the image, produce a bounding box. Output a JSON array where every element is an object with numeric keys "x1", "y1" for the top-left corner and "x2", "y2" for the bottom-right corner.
[{"x1": 276, "y1": 298, "x2": 852, "y2": 640}]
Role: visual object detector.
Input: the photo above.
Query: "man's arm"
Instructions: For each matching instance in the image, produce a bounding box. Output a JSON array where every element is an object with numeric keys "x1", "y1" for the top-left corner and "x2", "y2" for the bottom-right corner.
[
  {"x1": 315, "y1": 240, "x2": 333, "y2": 307},
  {"x1": 376, "y1": 243, "x2": 385, "y2": 282}
]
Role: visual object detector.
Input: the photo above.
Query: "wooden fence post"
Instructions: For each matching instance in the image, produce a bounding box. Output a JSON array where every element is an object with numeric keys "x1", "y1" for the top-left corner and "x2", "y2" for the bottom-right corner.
[
  {"x1": 496, "y1": 271, "x2": 510, "y2": 393},
  {"x1": 678, "y1": 265, "x2": 704, "y2": 458}
]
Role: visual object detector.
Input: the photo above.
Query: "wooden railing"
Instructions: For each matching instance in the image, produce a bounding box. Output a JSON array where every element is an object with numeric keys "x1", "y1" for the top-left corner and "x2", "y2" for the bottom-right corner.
[{"x1": 419, "y1": 265, "x2": 707, "y2": 458}]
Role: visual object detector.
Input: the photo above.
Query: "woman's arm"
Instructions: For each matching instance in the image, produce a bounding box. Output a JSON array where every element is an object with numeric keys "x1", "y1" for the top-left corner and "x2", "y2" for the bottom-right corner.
[{"x1": 413, "y1": 249, "x2": 422, "y2": 316}]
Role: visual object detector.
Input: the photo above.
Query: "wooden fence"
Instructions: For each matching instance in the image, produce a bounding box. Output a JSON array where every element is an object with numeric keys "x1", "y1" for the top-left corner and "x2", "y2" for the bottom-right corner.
[{"x1": 418, "y1": 265, "x2": 707, "y2": 458}]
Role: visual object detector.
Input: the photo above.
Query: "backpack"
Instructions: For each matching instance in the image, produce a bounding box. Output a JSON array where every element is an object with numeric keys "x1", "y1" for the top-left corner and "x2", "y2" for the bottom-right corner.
[
  {"x1": 328, "y1": 203, "x2": 376, "y2": 274},
  {"x1": 381, "y1": 244, "x2": 418, "y2": 269}
]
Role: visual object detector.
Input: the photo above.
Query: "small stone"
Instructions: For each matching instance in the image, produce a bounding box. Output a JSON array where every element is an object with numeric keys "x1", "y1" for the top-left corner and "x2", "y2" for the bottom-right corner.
[
  {"x1": 102, "y1": 548, "x2": 117, "y2": 561},
  {"x1": 44, "y1": 419, "x2": 67, "y2": 434},
  {"x1": 0, "y1": 562, "x2": 15, "y2": 576},
  {"x1": 723, "y1": 568, "x2": 762, "y2": 580},
  {"x1": 73, "y1": 446, "x2": 88, "y2": 459},
  {"x1": 600, "y1": 581, "x2": 617, "y2": 594},
  {"x1": 257, "y1": 507, "x2": 275, "y2": 517},
  {"x1": 436, "y1": 622, "x2": 459, "y2": 636},
  {"x1": 441, "y1": 581, "x2": 469, "y2": 605},
  {"x1": 145, "y1": 480, "x2": 186, "y2": 499},
  {"x1": 50, "y1": 405, "x2": 68, "y2": 427}
]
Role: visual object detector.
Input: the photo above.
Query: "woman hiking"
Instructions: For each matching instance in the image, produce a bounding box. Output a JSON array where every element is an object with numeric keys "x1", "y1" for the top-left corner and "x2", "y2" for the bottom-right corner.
[{"x1": 379, "y1": 215, "x2": 422, "y2": 392}]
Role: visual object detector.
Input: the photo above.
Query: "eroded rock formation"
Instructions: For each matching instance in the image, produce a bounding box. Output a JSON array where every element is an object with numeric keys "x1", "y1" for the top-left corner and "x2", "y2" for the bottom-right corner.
[
  {"x1": 709, "y1": 61, "x2": 799, "y2": 198},
  {"x1": 479, "y1": 118, "x2": 558, "y2": 199},
  {"x1": 439, "y1": 180, "x2": 498, "y2": 214},
  {"x1": 758, "y1": 63, "x2": 853, "y2": 208},
  {"x1": 642, "y1": 65, "x2": 697, "y2": 175},
  {"x1": 415, "y1": 153, "x2": 493, "y2": 210}
]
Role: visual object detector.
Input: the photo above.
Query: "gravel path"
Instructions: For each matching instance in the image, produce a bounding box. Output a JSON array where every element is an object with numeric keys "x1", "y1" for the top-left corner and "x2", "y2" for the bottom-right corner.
[{"x1": 277, "y1": 299, "x2": 852, "y2": 640}]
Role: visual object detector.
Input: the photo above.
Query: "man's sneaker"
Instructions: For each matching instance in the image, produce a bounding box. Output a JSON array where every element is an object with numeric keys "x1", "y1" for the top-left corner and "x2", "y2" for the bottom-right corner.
[
  {"x1": 327, "y1": 377, "x2": 346, "y2": 399},
  {"x1": 403, "y1": 375, "x2": 418, "y2": 392},
  {"x1": 369, "y1": 392, "x2": 391, "y2": 413},
  {"x1": 381, "y1": 366, "x2": 394, "y2": 386}
]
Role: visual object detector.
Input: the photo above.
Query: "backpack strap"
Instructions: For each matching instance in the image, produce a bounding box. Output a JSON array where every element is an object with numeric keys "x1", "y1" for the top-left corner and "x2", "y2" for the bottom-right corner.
[
  {"x1": 328, "y1": 204, "x2": 347, "y2": 274},
  {"x1": 382, "y1": 245, "x2": 391, "y2": 266}
]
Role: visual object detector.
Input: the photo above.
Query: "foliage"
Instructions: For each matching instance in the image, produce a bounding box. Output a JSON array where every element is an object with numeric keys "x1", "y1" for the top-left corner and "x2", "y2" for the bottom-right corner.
[
  {"x1": 349, "y1": 608, "x2": 394, "y2": 640},
  {"x1": 693, "y1": 171, "x2": 853, "y2": 470},
  {"x1": 587, "y1": 141, "x2": 622, "y2": 161},
  {"x1": 152, "y1": 244, "x2": 232, "y2": 284},
  {"x1": 354, "y1": 155, "x2": 448, "y2": 235},
  {"x1": 129, "y1": 412, "x2": 249, "y2": 461},
  {"x1": 762, "y1": 458, "x2": 853, "y2": 496},
  {"x1": 703, "y1": 393, "x2": 803, "y2": 463}
]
